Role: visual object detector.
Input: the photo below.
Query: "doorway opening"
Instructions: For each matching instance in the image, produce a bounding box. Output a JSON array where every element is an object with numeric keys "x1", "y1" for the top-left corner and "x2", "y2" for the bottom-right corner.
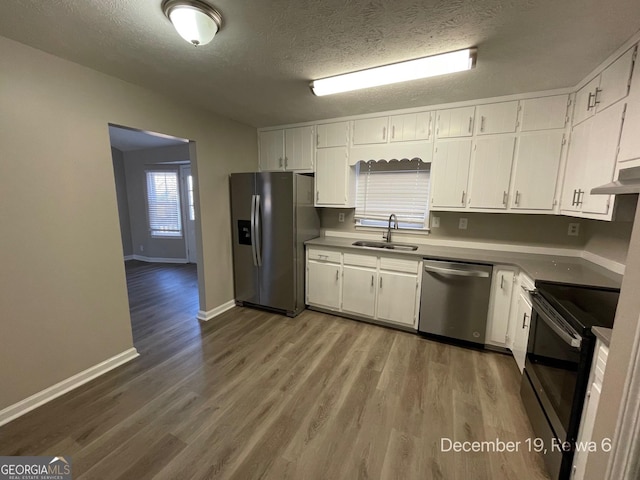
[{"x1": 108, "y1": 124, "x2": 201, "y2": 346}]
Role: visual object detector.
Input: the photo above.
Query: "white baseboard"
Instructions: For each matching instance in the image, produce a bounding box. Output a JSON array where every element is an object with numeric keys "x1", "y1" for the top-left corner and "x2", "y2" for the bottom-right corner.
[
  {"x1": 131, "y1": 255, "x2": 188, "y2": 264},
  {"x1": 0, "y1": 347, "x2": 139, "y2": 427},
  {"x1": 123, "y1": 255, "x2": 134, "y2": 261},
  {"x1": 581, "y1": 251, "x2": 626, "y2": 275},
  {"x1": 197, "y1": 300, "x2": 236, "y2": 321}
]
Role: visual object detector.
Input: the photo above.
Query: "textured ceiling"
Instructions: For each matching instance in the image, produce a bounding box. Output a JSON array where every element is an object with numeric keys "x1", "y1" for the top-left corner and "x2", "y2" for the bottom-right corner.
[{"x1": 1, "y1": 0, "x2": 639, "y2": 127}]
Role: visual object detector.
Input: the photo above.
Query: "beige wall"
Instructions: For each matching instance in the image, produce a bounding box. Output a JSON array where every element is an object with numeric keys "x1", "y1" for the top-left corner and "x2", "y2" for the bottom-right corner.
[
  {"x1": 122, "y1": 144, "x2": 192, "y2": 260},
  {"x1": 111, "y1": 147, "x2": 133, "y2": 257},
  {"x1": 0, "y1": 36, "x2": 257, "y2": 411},
  {"x1": 321, "y1": 209, "x2": 587, "y2": 248},
  {"x1": 321, "y1": 208, "x2": 636, "y2": 265}
]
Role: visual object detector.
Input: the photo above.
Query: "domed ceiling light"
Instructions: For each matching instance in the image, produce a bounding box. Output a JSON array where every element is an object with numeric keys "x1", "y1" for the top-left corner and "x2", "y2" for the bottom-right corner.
[{"x1": 162, "y1": 0, "x2": 222, "y2": 47}]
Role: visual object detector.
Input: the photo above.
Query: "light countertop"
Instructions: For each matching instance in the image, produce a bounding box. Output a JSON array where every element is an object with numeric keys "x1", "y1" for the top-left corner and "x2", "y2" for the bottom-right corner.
[
  {"x1": 305, "y1": 236, "x2": 623, "y2": 289},
  {"x1": 592, "y1": 327, "x2": 613, "y2": 347}
]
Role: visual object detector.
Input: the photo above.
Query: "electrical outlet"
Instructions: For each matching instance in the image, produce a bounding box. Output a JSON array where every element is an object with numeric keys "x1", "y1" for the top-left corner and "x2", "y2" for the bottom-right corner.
[
  {"x1": 338, "y1": 212, "x2": 345, "y2": 223},
  {"x1": 568, "y1": 223, "x2": 580, "y2": 236},
  {"x1": 458, "y1": 218, "x2": 468, "y2": 230},
  {"x1": 431, "y1": 216, "x2": 440, "y2": 228}
]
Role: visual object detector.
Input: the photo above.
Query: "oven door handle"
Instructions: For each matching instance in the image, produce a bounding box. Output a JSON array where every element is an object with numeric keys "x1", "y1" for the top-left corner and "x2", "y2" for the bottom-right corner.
[{"x1": 535, "y1": 303, "x2": 583, "y2": 349}]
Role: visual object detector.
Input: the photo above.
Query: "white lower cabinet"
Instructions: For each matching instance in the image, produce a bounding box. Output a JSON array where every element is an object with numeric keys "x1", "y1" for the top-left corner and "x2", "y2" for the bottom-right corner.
[
  {"x1": 306, "y1": 259, "x2": 341, "y2": 311},
  {"x1": 342, "y1": 266, "x2": 377, "y2": 317},
  {"x1": 306, "y1": 247, "x2": 421, "y2": 329},
  {"x1": 572, "y1": 340, "x2": 609, "y2": 480},
  {"x1": 376, "y1": 271, "x2": 419, "y2": 326},
  {"x1": 511, "y1": 284, "x2": 533, "y2": 373},
  {"x1": 486, "y1": 267, "x2": 516, "y2": 348}
]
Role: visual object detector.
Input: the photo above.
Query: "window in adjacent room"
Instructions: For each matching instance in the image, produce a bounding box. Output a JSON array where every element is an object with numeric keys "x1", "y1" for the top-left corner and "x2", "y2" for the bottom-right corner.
[
  {"x1": 146, "y1": 170, "x2": 182, "y2": 237},
  {"x1": 355, "y1": 158, "x2": 431, "y2": 230}
]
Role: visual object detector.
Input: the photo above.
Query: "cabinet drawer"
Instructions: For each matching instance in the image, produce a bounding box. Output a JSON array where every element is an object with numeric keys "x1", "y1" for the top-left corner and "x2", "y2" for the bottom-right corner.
[
  {"x1": 343, "y1": 253, "x2": 377, "y2": 268},
  {"x1": 379, "y1": 257, "x2": 419, "y2": 274},
  {"x1": 308, "y1": 248, "x2": 341, "y2": 263}
]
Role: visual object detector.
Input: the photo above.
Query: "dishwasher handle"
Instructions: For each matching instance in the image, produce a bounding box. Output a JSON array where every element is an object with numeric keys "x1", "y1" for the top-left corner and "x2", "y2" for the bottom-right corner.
[{"x1": 424, "y1": 264, "x2": 490, "y2": 278}]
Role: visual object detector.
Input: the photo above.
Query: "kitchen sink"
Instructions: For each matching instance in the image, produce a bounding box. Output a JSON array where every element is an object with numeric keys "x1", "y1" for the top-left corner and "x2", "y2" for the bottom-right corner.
[{"x1": 352, "y1": 240, "x2": 418, "y2": 251}]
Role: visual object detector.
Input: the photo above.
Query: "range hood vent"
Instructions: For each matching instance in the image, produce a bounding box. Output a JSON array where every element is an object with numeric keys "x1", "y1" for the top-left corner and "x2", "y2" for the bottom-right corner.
[{"x1": 591, "y1": 166, "x2": 640, "y2": 195}]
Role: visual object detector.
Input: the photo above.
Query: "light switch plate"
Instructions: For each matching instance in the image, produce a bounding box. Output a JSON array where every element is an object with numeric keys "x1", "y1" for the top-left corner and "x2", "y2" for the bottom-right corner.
[
  {"x1": 568, "y1": 223, "x2": 580, "y2": 236},
  {"x1": 338, "y1": 212, "x2": 345, "y2": 223},
  {"x1": 458, "y1": 218, "x2": 468, "y2": 230},
  {"x1": 431, "y1": 216, "x2": 440, "y2": 228}
]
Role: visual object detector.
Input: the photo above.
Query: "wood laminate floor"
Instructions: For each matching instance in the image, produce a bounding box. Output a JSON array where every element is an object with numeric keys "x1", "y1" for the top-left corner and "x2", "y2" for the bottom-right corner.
[{"x1": 0, "y1": 261, "x2": 550, "y2": 479}]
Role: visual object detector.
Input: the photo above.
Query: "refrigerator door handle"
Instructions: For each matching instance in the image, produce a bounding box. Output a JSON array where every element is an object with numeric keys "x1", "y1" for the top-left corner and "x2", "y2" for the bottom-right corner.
[
  {"x1": 250, "y1": 194, "x2": 258, "y2": 267},
  {"x1": 255, "y1": 194, "x2": 263, "y2": 267}
]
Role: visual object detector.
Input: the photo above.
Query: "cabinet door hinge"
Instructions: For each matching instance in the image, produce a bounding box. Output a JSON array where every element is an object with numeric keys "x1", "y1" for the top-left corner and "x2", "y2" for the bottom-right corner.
[
  {"x1": 567, "y1": 97, "x2": 572, "y2": 107},
  {"x1": 562, "y1": 134, "x2": 567, "y2": 145}
]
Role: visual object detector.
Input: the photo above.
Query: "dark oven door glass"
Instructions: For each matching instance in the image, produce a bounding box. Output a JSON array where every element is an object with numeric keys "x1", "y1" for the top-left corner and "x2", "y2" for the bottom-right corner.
[{"x1": 527, "y1": 299, "x2": 582, "y2": 437}]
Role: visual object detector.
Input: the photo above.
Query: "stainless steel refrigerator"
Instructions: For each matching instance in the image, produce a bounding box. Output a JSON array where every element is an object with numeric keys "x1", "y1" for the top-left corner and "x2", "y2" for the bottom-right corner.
[{"x1": 230, "y1": 172, "x2": 320, "y2": 317}]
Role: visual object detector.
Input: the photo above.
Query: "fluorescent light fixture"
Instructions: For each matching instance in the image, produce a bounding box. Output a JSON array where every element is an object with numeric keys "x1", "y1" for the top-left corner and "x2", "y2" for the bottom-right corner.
[
  {"x1": 162, "y1": 0, "x2": 222, "y2": 47},
  {"x1": 310, "y1": 48, "x2": 477, "y2": 96}
]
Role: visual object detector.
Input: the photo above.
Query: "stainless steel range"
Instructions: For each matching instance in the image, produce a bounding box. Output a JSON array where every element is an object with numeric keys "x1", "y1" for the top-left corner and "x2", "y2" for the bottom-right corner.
[{"x1": 521, "y1": 281, "x2": 619, "y2": 480}]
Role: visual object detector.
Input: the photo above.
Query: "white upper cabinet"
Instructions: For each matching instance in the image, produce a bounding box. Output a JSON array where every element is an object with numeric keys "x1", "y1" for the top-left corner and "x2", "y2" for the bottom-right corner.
[
  {"x1": 352, "y1": 117, "x2": 389, "y2": 145},
  {"x1": 573, "y1": 46, "x2": 636, "y2": 126},
  {"x1": 561, "y1": 102, "x2": 625, "y2": 217},
  {"x1": 315, "y1": 146, "x2": 353, "y2": 207},
  {"x1": 258, "y1": 129, "x2": 285, "y2": 171},
  {"x1": 468, "y1": 136, "x2": 516, "y2": 209},
  {"x1": 475, "y1": 101, "x2": 519, "y2": 135},
  {"x1": 284, "y1": 126, "x2": 314, "y2": 171},
  {"x1": 581, "y1": 102, "x2": 626, "y2": 215},
  {"x1": 561, "y1": 118, "x2": 591, "y2": 213},
  {"x1": 260, "y1": 126, "x2": 314, "y2": 171},
  {"x1": 431, "y1": 138, "x2": 472, "y2": 208},
  {"x1": 389, "y1": 112, "x2": 433, "y2": 142},
  {"x1": 316, "y1": 121, "x2": 349, "y2": 148},
  {"x1": 511, "y1": 131, "x2": 564, "y2": 210},
  {"x1": 597, "y1": 47, "x2": 636, "y2": 112},
  {"x1": 574, "y1": 77, "x2": 601, "y2": 126},
  {"x1": 520, "y1": 95, "x2": 569, "y2": 131},
  {"x1": 618, "y1": 48, "x2": 640, "y2": 163},
  {"x1": 436, "y1": 106, "x2": 475, "y2": 138}
]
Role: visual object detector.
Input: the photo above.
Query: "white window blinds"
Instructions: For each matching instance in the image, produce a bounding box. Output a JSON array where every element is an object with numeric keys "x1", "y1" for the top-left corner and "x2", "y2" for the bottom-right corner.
[
  {"x1": 355, "y1": 159, "x2": 431, "y2": 229},
  {"x1": 146, "y1": 171, "x2": 182, "y2": 237}
]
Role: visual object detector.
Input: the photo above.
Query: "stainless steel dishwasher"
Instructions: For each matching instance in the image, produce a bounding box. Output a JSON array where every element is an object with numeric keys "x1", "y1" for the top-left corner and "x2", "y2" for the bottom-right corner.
[{"x1": 418, "y1": 259, "x2": 493, "y2": 345}]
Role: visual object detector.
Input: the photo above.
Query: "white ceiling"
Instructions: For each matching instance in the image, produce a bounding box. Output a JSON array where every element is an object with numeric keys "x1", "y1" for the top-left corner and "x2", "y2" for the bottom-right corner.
[
  {"x1": 1, "y1": 1, "x2": 639, "y2": 127},
  {"x1": 108, "y1": 125, "x2": 188, "y2": 152}
]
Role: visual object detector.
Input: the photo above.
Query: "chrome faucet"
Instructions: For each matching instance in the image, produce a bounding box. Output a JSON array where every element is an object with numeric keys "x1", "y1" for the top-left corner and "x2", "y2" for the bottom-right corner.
[{"x1": 385, "y1": 214, "x2": 398, "y2": 243}]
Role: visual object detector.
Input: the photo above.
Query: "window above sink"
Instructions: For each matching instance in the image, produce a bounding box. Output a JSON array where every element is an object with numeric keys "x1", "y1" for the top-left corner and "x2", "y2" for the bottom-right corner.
[{"x1": 355, "y1": 158, "x2": 431, "y2": 230}]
